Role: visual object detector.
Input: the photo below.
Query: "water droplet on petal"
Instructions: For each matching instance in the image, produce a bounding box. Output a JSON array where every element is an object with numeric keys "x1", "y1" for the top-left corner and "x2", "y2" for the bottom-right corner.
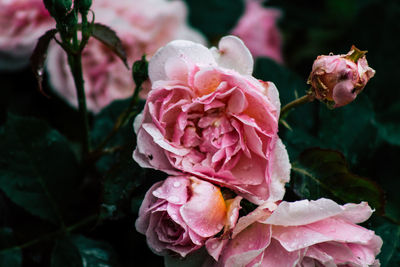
[
  {"x1": 173, "y1": 181, "x2": 181, "y2": 188},
  {"x1": 211, "y1": 243, "x2": 218, "y2": 250}
]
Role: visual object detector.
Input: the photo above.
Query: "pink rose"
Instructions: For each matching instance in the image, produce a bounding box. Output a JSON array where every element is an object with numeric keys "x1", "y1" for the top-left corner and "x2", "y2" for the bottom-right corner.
[
  {"x1": 231, "y1": 0, "x2": 283, "y2": 63},
  {"x1": 0, "y1": 0, "x2": 54, "y2": 69},
  {"x1": 135, "y1": 176, "x2": 229, "y2": 257},
  {"x1": 207, "y1": 198, "x2": 382, "y2": 266},
  {"x1": 308, "y1": 46, "x2": 375, "y2": 107},
  {"x1": 133, "y1": 36, "x2": 291, "y2": 204},
  {"x1": 47, "y1": 0, "x2": 206, "y2": 113}
]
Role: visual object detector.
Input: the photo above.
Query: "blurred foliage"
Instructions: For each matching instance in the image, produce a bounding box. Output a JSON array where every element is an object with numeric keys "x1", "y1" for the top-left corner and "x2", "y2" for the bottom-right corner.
[{"x1": 0, "y1": 0, "x2": 399, "y2": 266}]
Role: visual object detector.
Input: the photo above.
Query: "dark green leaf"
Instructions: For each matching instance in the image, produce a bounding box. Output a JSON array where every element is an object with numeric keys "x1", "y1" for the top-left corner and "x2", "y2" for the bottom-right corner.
[
  {"x1": 291, "y1": 148, "x2": 385, "y2": 213},
  {"x1": 91, "y1": 23, "x2": 129, "y2": 69},
  {"x1": 164, "y1": 248, "x2": 211, "y2": 267},
  {"x1": 374, "y1": 103, "x2": 400, "y2": 146},
  {"x1": 317, "y1": 94, "x2": 379, "y2": 164},
  {"x1": 184, "y1": 0, "x2": 244, "y2": 40},
  {"x1": 51, "y1": 237, "x2": 83, "y2": 267},
  {"x1": 0, "y1": 114, "x2": 80, "y2": 225},
  {"x1": 30, "y1": 29, "x2": 58, "y2": 96},
  {"x1": 71, "y1": 235, "x2": 121, "y2": 267},
  {"x1": 375, "y1": 221, "x2": 400, "y2": 266},
  {"x1": 0, "y1": 228, "x2": 22, "y2": 267}
]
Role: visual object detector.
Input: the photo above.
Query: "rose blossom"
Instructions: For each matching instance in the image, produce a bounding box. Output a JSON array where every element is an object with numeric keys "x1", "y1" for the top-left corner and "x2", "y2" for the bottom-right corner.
[
  {"x1": 135, "y1": 176, "x2": 232, "y2": 257},
  {"x1": 206, "y1": 198, "x2": 382, "y2": 267},
  {"x1": 308, "y1": 46, "x2": 375, "y2": 107},
  {"x1": 46, "y1": 0, "x2": 206, "y2": 113},
  {"x1": 133, "y1": 35, "x2": 291, "y2": 204},
  {"x1": 231, "y1": 0, "x2": 283, "y2": 63},
  {"x1": 0, "y1": 0, "x2": 54, "y2": 70}
]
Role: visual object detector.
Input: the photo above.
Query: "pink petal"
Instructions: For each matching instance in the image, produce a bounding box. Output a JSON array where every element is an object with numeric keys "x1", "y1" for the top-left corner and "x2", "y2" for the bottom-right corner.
[
  {"x1": 180, "y1": 178, "x2": 226, "y2": 237},
  {"x1": 211, "y1": 35, "x2": 254, "y2": 75},
  {"x1": 152, "y1": 176, "x2": 191, "y2": 205},
  {"x1": 149, "y1": 40, "x2": 216, "y2": 83},
  {"x1": 261, "y1": 239, "x2": 303, "y2": 267},
  {"x1": 265, "y1": 198, "x2": 343, "y2": 226}
]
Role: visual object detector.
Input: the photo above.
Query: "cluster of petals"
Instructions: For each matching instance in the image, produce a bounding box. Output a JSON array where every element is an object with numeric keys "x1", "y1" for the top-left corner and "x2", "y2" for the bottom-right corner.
[
  {"x1": 231, "y1": 0, "x2": 283, "y2": 63},
  {"x1": 133, "y1": 36, "x2": 382, "y2": 266},
  {"x1": 133, "y1": 35, "x2": 291, "y2": 204},
  {"x1": 0, "y1": 0, "x2": 54, "y2": 70},
  {"x1": 136, "y1": 176, "x2": 231, "y2": 257},
  {"x1": 204, "y1": 198, "x2": 382, "y2": 267},
  {"x1": 47, "y1": 0, "x2": 205, "y2": 113},
  {"x1": 308, "y1": 47, "x2": 375, "y2": 107}
]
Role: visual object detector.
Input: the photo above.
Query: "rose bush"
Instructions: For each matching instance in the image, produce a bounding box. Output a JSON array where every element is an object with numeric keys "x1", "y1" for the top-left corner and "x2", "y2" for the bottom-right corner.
[
  {"x1": 133, "y1": 36, "x2": 291, "y2": 204},
  {"x1": 135, "y1": 176, "x2": 238, "y2": 257},
  {"x1": 231, "y1": 0, "x2": 283, "y2": 63},
  {"x1": 206, "y1": 198, "x2": 382, "y2": 267},
  {"x1": 0, "y1": 0, "x2": 54, "y2": 70},
  {"x1": 47, "y1": 0, "x2": 205, "y2": 113},
  {"x1": 308, "y1": 46, "x2": 375, "y2": 107}
]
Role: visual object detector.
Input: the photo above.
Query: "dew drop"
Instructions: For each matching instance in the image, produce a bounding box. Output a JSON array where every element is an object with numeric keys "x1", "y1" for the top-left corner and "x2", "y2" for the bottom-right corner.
[
  {"x1": 211, "y1": 243, "x2": 218, "y2": 250},
  {"x1": 173, "y1": 181, "x2": 181, "y2": 188}
]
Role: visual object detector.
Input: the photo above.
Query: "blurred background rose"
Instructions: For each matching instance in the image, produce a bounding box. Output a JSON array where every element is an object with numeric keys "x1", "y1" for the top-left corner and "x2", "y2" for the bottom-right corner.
[
  {"x1": 46, "y1": 0, "x2": 206, "y2": 113},
  {"x1": 0, "y1": 0, "x2": 54, "y2": 70}
]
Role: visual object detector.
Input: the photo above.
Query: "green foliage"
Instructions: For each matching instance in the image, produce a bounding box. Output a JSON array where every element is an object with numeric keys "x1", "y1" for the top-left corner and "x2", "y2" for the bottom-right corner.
[
  {"x1": 51, "y1": 236, "x2": 120, "y2": 267},
  {"x1": 30, "y1": 29, "x2": 58, "y2": 96},
  {"x1": 183, "y1": 0, "x2": 244, "y2": 41},
  {"x1": 91, "y1": 23, "x2": 129, "y2": 68},
  {"x1": 0, "y1": 114, "x2": 81, "y2": 225},
  {"x1": 291, "y1": 148, "x2": 384, "y2": 213},
  {"x1": 375, "y1": 221, "x2": 400, "y2": 267},
  {"x1": 0, "y1": 228, "x2": 22, "y2": 267}
]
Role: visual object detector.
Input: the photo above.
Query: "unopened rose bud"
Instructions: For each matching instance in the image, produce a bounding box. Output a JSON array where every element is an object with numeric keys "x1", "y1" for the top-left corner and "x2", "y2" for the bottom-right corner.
[
  {"x1": 307, "y1": 46, "x2": 375, "y2": 107},
  {"x1": 77, "y1": 0, "x2": 92, "y2": 14}
]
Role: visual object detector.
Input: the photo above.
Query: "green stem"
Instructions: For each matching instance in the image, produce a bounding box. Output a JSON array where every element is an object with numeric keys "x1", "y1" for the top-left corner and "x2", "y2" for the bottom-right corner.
[
  {"x1": 67, "y1": 52, "x2": 91, "y2": 159},
  {"x1": 280, "y1": 93, "x2": 315, "y2": 119}
]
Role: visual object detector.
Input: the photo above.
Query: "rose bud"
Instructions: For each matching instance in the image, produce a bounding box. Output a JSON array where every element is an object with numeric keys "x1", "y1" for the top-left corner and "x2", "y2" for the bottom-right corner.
[
  {"x1": 135, "y1": 176, "x2": 229, "y2": 257},
  {"x1": 308, "y1": 46, "x2": 375, "y2": 107}
]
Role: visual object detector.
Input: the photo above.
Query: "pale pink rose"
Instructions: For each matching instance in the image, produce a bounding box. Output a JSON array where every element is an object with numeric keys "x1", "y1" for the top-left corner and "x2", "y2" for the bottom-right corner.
[
  {"x1": 308, "y1": 46, "x2": 375, "y2": 107},
  {"x1": 231, "y1": 0, "x2": 283, "y2": 63},
  {"x1": 133, "y1": 36, "x2": 291, "y2": 204},
  {"x1": 207, "y1": 198, "x2": 382, "y2": 267},
  {"x1": 47, "y1": 0, "x2": 206, "y2": 113},
  {"x1": 0, "y1": 0, "x2": 54, "y2": 69},
  {"x1": 135, "y1": 176, "x2": 228, "y2": 257}
]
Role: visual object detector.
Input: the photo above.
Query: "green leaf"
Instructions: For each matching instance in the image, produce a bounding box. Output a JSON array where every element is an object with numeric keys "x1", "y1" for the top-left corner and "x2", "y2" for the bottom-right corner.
[
  {"x1": 375, "y1": 221, "x2": 400, "y2": 266},
  {"x1": 317, "y1": 94, "x2": 379, "y2": 164},
  {"x1": 0, "y1": 228, "x2": 22, "y2": 267},
  {"x1": 51, "y1": 237, "x2": 83, "y2": 267},
  {"x1": 374, "y1": 103, "x2": 400, "y2": 146},
  {"x1": 91, "y1": 23, "x2": 129, "y2": 69},
  {"x1": 291, "y1": 148, "x2": 385, "y2": 213},
  {"x1": 30, "y1": 28, "x2": 58, "y2": 96},
  {"x1": 164, "y1": 248, "x2": 210, "y2": 267},
  {"x1": 184, "y1": 0, "x2": 244, "y2": 40},
  {"x1": 91, "y1": 99, "x2": 147, "y2": 220},
  {"x1": 71, "y1": 235, "x2": 121, "y2": 267},
  {"x1": 0, "y1": 114, "x2": 80, "y2": 225},
  {"x1": 51, "y1": 236, "x2": 120, "y2": 267}
]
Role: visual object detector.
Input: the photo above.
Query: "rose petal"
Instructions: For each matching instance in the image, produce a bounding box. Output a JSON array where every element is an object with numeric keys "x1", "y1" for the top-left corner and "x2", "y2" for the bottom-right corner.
[
  {"x1": 211, "y1": 35, "x2": 254, "y2": 75},
  {"x1": 180, "y1": 178, "x2": 226, "y2": 237},
  {"x1": 149, "y1": 40, "x2": 216, "y2": 83}
]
